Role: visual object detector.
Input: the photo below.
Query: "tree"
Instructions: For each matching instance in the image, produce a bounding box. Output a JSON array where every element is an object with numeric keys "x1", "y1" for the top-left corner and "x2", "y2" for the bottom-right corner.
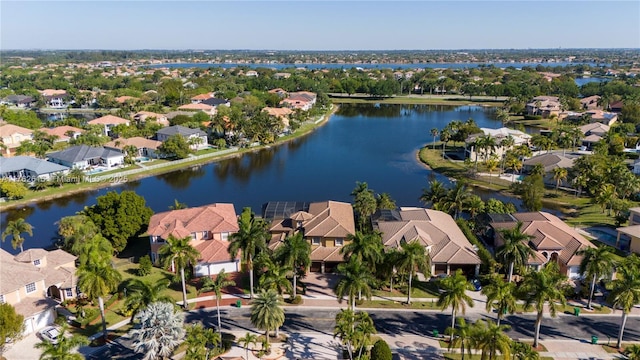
[
  {"x1": 0, "y1": 303, "x2": 24, "y2": 353},
  {"x1": 35, "y1": 324, "x2": 89, "y2": 360},
  {"x1": 445, "y1": 317, "x2": 473, "y2": 360},
  {"x1": 608, "y1": 262, "x2": 640, "y2": 349},
  {"x1": 577, "y1": 246, "x2": 616, "y2": 309},
  {"x1": 370, "y1": 339, "x2": 392, "y2": 360},
  {"x1": 57, "y1": 215, "x2": 98, "y2": 255},
  {"x1": 334, "y1": 309, "x2": 376, "y2": 360},
  {"x1": 340, "y1": 231, "x2": 384, "y2": 270},
  {"x1": 0, "y1": 179, "x2": 27, "y2": 199},
  {"x1": 259, "y1": 259, "x2": 292, "y2": 295},
  {"x1": 420, "y1": 179, "x2": 448, "y2": 206},
  {"x1": 158, "y1": 134, "x2": 191, "y2": 159},
  {"x1": 77, "y1": 259, "x2": 122, "y2": 342},
  {"x1": 168, "y1": 198, "x2": 187, "y2": 210},
  {"x1": 82, "y1": 190, "x2": 153, "y2": 253},
  {"x1": 124, "y1": 279, "x2": 173, "y2": 322},
  {"x1": 123, "y1": 145, "x2": 138, "y2": 165},
  {"x1": 437, "y1": 269, "x2": 474, "y2": 342},
  {"x1": 376, "y1": 192, "x2": 396, "y2": 211},
  {"x1": 552, "y1": 167, "x2": 568, "y2": 194},
  {"x1": 138, "y1": 255, "x2": 153, "y2": 276},
  {"x1": 199, "y1": 269, "x2": 236, "y2": 337},
  {"x1": 430, "y1": 128, "x2": 439, "y2": 150},
  {"x1": 511, "y1": 341, "x2": 540, "y2": 360},
  {"x1": 520, "y1": 262, "x2": 568, "y2": 348},
  {"x1": 396, "y1": 240, "x2": 431, "y2": 304},
  {"x1": 470, "y1": 319, "x2": 512, "y2": 360},
  {"x1": 481, "y1": 275, "x2": 517, "y2": 326},
  {"x1": 228, "y1": 207, "x2": 268, "y2": 299},
  {"x1": 625, "y1": 344, "x2": 640, "y2": 360},
  {"x1": 516, "y1": 173, "x2": 544, "y2": 211},
  {"x1": 351, "y1": 182, "x2": 377, "y2": 230},
  {"x1": 250, "y1": 289, "x2": 285, "y2": 350},
  {"x1": 335, "y1": 257, "x2": 375, "y2": 309},
  {"x1": 1, "y1": 218, "x2": 33, "y2": 252},
  {"x1": 275, "y1": 232, "x2": 310, "y2": 298},
  {"x1": 159, "y1": 234, "x2": 200, "y2": 309},
  {"x1": 76, "y1": 234, "x2": 113, "y2": 267},
  {"x1": 441, "y1": 181, "x2": 472, "y2": 219},
  {"x1": 184, "y1": 324, "x2": 221, "y2": 360},
  {"x1": 238, "y1": 332, "x2": 258, "y2": 360},
  {"x1": 131, "y1": 302, "x2": 185, "y2": 360},
  {"x1": 496, "y1": 221, "x2": 535, "y2": 282}
]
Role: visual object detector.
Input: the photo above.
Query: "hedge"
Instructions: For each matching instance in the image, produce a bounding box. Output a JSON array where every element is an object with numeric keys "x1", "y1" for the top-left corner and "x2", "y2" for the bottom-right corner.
[{"x1": 456, "y1": 219, "x2": 496, "y2": 272}]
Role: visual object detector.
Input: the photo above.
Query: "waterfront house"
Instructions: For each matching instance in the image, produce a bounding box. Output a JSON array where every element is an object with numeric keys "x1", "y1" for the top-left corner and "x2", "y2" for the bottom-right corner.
[
  {"x1": 87, "y1": 115, "x2": 131, "y2": 137},
  {"x1": 522, "y1": 153, "x2": 575, "y2": 186},
  {"x1": 147, "y1": 203, "x2": 240, "y2": 277},
  {"x1": 156, "y1": 125, "x2": 209, "y2": 150},
  {"x1": 0, "y1": 248, "x2": 78, "y2": 335},
  {"x1": 262, "y1": 107, "x2": 293, "y2": 129},
  {"x1": 615, "y1": 207, "x2": 640, "y2": 253},
  {"x1": 38, "y1": 125, "x2": 84, "y2": 142},
  {"x1": 0, "y1": 123, "x2": 34, "y2": 157},
  {"x1": 191, "y1": 93, "x2": 213, "y2": 103},
  {"x1": 39, "y1": 89, "x2": 68, "y2": 108},
  {"x1": 580, "y1": 95, "x2": 601, "y2": 111},
  {"x1": 526, "y1": 96, "x2": 562, "y2": 118},
  {"x1": 177, "y1": 103, "x2": 216, "y2": 114},
  {"x1": 0, "y1": 156, "x2": 69, "y2": 182},
  {"x1": 104, "y1": 137, "x2": 162, "y2": 158},
  {"x1": 583, "y1": 109, "x2": 618, "y2": 126},
  {"x1": 47, "y1": 145, "x2": 124, "y2": 170},
  {"x1": 580, "y1": 122, "x2": 609, "y2": 150},
  {"x1": 489, "y1": 212, "x2": 596, "y2": 279},
  {"x1": 465, "y1": 127, "x2": 531, "y2": 162},
  {"x1": 1, "y1": 95, "x2": 35, "y2": 108},
  {"x1": 280, "y1": 91, "x2": 317, "y2": 111},
  {"x1": 264, "y1": 200, "x2": 356, "y2": 273},
  {"x1": 133, "y1": 111, "x2": 170, "y2": 127},
  {"x1": 372, "y1": 207, "x2": 482, "y2": 277}
]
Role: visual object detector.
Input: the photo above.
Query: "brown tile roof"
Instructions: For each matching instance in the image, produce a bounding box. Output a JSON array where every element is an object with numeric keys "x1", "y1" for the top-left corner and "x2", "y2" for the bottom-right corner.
[
  {"x1": 14, "y1": 249, "x2": 49, "y2": 263},
  {"x1": 105, "y1": 137, "x2": 162, "y2": 150},
  {"x1": 13, "y1": 249, "x2": 77, "y2": 289},
  {"x1": 38, "y1": 126, "x2": 84, "y2": 141},
  {"x1": 0, "y1": 124, "x2": 33, "y2": 137},
  {"x1": 191, "y1": 93, "x2": 213, "y2": 101},
  {"x1": 178, "y1": 103, "x2": 214, "y2": 111},
  {"x1": 263, "y1": 107, "x2": 293, "y2": 118},
  {"x1": 148, "y1": 203, "x2": 239, "y2": 240},
  {"x1": 115, "y1": 96, "x2": 139, "y2": 104},
  {"x1": 310, "y1": 246, "x2": 344, "y2": 262},
  {"x1": 39, "y1": 89, "x2": 67, "y2": 97},
  {"x1": 14, "y1": 297, "x2": 58, "y2": 318},
  {"x1": 193, "y1": 239, "x2": 235, "y2": 263},
  {"x1": 304, "y1": 201, "x2": 355, "y2": 238},
  {"x1": 88, "y1": 115, "x2": 130, "y2": 125},
  {"x1": 0, "y1": 249, "x2": 45, "y2": 294},
  {"x1": 375, "y1": 208, "x2": 480, "y2": 266}
]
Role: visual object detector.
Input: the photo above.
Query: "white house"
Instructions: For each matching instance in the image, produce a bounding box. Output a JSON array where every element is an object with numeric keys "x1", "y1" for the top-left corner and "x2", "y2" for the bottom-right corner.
[{"x1": 47, "y1": 145, "x2": 124, "y2": 170}]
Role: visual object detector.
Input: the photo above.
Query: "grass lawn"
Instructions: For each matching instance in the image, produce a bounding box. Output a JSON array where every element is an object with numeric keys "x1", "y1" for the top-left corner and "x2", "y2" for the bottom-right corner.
[
  {"x1": 440, "y1": 340, "x2": 548, "y2": 352},
  {"x1": 372, "y1": 280, "x2": 440, "y2": 299},
  {"x1": 359, "y1": 299, "x2": 439, "y2": 309},
  {"x1": 445, "y1": 355, "x2": 554, "y2": 360},
  {"x1": 117, "y1": 262, "x2": 199, "y2": 302},
  {"x1": 601, "y1": 343, "x2": 637, "y2": 354},
  {"x1": 330, "y1": 95, "x2": 503, "y2": 106}
]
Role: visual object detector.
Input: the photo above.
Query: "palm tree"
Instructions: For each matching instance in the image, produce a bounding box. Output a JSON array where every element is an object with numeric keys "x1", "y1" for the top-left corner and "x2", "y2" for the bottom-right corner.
[
  {"x1": 184, "y1": 324, "x2": 221, "y2": 360},
  {"x1": 485, "y1": 157, "x2": 499, "y2": 184},
  {"x1": 352, "y1": 311, "x2": 376, "y2": 360},
  {"x1": 228, "y1": 207, "x2": 268, "y2": 299},
  {"x1": 520, "y1": 262, "x2": 568, "y2": 349},
  {"x1": 159, "y1": 234, "x2": 200, "y2": 309},
  {"x1": 608, "y1": 263, "x2": 640, "y2": 348},
  {"x1": 482, "y1": 275, "x2": 517, "y2": 326},
  {"x1": 396, "y1": 240, "x2": 431, "y2": 304},
  {"x1": 124, "y1": 279, "x2": 173, "y2": 322},
  {"x1": 430, "y1": 128, "x2": 439, "y2": 150},
  {"x1": 351, "y1": 182, "x2": 377, "y2": 230},
  {"x1": 2, "y1": 218, "x2": 33, "y2": 252},
  {"x1": 259, "y1": 261, "x2": 293, "y2": 295},
  {"x1": 168, "y1": 199, "x2": 187, "y2": 210},
  {"x1": 376, "y1": 192, "x2": 396, "y2": 210},
  {"x1": 511, "y1": 341, "x2": 540, "y2": 360},
  {"x1": 420, "y1": 179, "x2": 448, "y2": 206},
  {"x1": 238, "y1": 332, "x2": 259, "y2": 360},
  {"x1": 35, "y1": 324, "x2": 89, "y2": 360},
  {"x1": 199, "y1": 269, "x2": 236, "y2": 336},
  {"x1": 437, "y1": 269, "x2": 474, "y2": 342},
  {"x1": 625, "y1": 344, "x2": 640, "y2": 360},
  {"x1": 131, "y1": 302, "x2": 185, "y2": 360},
  {"x1": 440, "y1": 128, "x2": 451, "y2": 159},
  {"x1": 471, "y1": 319, "x2": 512, "y2": 360},
  {"x1": 495, "y1": 221, "x2": 535, "y2": 283},
  {"x1": 445, "y1": 318, "x2": 473, "y2": 360},
  {"x1": 77, "y1": 261, "x2": 122, "y2": 341},
  {"x1": 250, "y1": 289, "x2": 285, "y2": 350},
  {"x1": 76, "y1": 234, "x2": 113, "y2": 267},
  {"x1": 340, "y1": 231, "x2": 384, "y2": 270},
  {"x1": 442, "y1": 181, "x2": 472, "y2": 219},
  {"x1": 334, "y1": 309, "x2": 375, "y2": 360},
  {"x1": 334, "y1": 257, "x2": 375, "y2": 309},
  {"x1": 275, "y1": 232, "x2": 310, "y2": 298},
  {"x1": 576, "y1": 246, "x2": 616, "y2": 310},
  {"x1": 379, "y1": 249, "x2": 401, "y2": 293},
  {"x1": 553, "y1": 167, "x2": 568, "y2": 194}
]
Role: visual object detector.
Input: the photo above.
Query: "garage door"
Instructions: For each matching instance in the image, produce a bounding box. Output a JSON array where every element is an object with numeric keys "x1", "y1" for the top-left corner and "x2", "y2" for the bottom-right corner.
[
  {"x1": 23, "y1": 318, "x2": 34, "y2": 335},
  {"x1": 32, "y1": 309, "x2": 55, "y2": 332}
]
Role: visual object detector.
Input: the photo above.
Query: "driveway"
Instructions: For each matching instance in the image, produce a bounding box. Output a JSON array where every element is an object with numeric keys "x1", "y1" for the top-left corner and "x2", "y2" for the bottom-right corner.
[
  {"x1": 301, "y1": 273, "x2": 341, "y2": 298},
  {"x1": 4, "y1": 332, "x2": 42, "y2": 360}
]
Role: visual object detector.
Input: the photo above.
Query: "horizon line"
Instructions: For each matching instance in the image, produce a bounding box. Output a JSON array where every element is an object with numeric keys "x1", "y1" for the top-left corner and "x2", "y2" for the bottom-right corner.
[{"x1": 2, "y1": 47, "x2": 640, "y2": 52}]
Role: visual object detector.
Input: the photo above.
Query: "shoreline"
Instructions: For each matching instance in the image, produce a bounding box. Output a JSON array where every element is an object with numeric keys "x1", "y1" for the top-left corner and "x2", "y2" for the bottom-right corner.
[{"x1": 0, "y1": 105, "x2": 339, "y2": 212}]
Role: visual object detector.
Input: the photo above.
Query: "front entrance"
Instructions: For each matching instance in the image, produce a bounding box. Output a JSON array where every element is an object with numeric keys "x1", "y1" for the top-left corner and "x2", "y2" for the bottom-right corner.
[{"x1": 47, "y1": 285, "x2": 61, "y2": 301}]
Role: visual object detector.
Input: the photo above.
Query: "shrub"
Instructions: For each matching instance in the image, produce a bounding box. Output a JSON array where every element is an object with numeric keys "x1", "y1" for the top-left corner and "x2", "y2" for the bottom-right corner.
[
  {"x1": 289, "y1": 295, "x2": 303, "y2": 305},
  {"x1": 371, "y1": 339, "x2": 392, "y2": 360},
  {"x1": 79, "y1": 308, "x2": 100, "y2": 326},
  {"x1": 523, "y1": 115, "x2": 543, "y2": 120},
  {"x1": 138, "y1": 255, "x2": 152, "y2": 276}
]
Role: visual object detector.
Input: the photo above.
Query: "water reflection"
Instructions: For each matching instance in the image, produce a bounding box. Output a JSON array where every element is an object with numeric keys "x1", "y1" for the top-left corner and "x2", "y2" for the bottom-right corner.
[
  {"x1": 157, "y1": 165, "x2": 206, "y2": 189},
  {"x1": 214, "y1": 147, "x2": 278, "y2": 183},
  {"x1": 5, "y1": 206, "x2": 36, "y2": 223}
]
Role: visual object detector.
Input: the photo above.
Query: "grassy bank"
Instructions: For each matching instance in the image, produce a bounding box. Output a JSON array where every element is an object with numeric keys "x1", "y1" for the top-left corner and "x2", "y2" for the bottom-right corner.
[
  {"x1": 0, "y1": 105, "x2": 338, "y2": 211},
  {"x1": 330, "y1": 94, "x2": 505, "y2": 106}
]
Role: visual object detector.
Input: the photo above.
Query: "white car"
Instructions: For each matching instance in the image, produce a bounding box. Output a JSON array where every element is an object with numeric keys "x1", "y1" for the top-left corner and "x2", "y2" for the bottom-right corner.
[{"x1": 39, "y1": 326, "x2": 61, "y2": 344}]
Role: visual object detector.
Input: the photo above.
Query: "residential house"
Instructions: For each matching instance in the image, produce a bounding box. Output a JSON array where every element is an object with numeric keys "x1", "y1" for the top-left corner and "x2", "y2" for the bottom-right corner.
[
  {"x1": 580, "y1": 122, "x2": 609, "y2": 150},
  {"x1": 526, "y1": 96, "x2": 562, "y2": 118},
  {"x1": 177, "y1": 103, "x2": 215, "y2": 115},
  {"x1": 580, "y1": 95, "x2": 601, "y2": 111},
  {"x1": 0, "y1": 123, "x2": 34, "y2": 157},
  {"x1": 133, "y1": 111, "x2": 170, "y2": 127},
  {"x1": 1, "y1": 95, "x2": 34, "y2": 108},
  {"x1": 609, "y1": 100, "x2": 623, "y2": 113},
  {"x1": 489, "y1": 212, "x2": 596, "y2": 279},
  {"x1": 262, "y1": 107, "x2": 293, "y2": 129},
  {"x1": 201, "y1": 97, "x2": 231, "y2": 109},
  {"x1": 615, "y1": 207, "x2": 640, "y2": 253},
  {"x1": 0, "y1": 156, "x2": 69, "y2": 182},
  {"x1": 522, "y1": 153, "x2": 575, "y2": 186},
  {"x1": 245, "y1": 70, "x2": 259, "y2": 77},
  {"x1": 47, "y1": 145, "x2": 124, "y2": 170},
  {"x1": 273, "y1": 73, "x2": 291, "y2": 79},
  {"x1": 105, "y1": 137, "x2": 162, "y2": 158},
  {"x1": 156, "y1": 125, "x2": 209, "y2": 150},
  {"x1": 584, "y1": 110, "x2": 618, "y2": 126},
  {"x1": 39, "y1": 89, "x2": 68, "y2": 108},
  {"x1": 191, "y1": 93, "x2": 213, "y2": 104},
  {"x1": 0, "y1": 248, "x2": 78, "y2": 335},
  {"x1": 264, "y1": 201, "x2": 356, "y2": 273},
  {"x1": 147, "y1": 203, "x2": 240, "y2": 277},
  {"x1": 87, "y1": 115, "x2": 131, "y2": 137},
  {"x1": 280, "y1": 91, "x2": 317, "y2": 111},
  {"x1": 115, "y1": 95, "x2": 139, "y2": 104},
  {"x1": 372, "y1": 207, "x2": 482, "y2": 276},
  {"x1": 268, "y1": 88, "x2": 288, "y2": 98},
  {"x1": 465, "y1": 127, "x2": 531, "y2": 162},
  {"x1": 38, "y1": 125, "x2": 84, "y2": 142}
]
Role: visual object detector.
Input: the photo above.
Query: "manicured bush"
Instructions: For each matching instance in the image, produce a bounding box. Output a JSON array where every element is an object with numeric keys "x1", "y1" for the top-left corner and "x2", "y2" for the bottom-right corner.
[
  {"x1": 138, "y1": 255, "x2": 152, "y2": 276},
  {"x1": 289, "y1": 295, "x2": 303, "y2": 305},
  {"x1": 371, "y1": 339, "x2": 392, "y2": 360},
  {"x1": 523, "y1": 115, "x2": 543, "y2": 120},
  {"x1": 456, "y1": 219, "x2": 496, "y2": 271}
]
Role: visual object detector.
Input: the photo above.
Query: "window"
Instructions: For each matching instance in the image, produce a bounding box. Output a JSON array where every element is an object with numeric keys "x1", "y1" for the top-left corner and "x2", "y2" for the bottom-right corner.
[
  {"x1": 33, "y1": 259, "x2": 41, "y2": 266},
  {"x1": 0, "y1": 295, "x2": 4, "y2": 304},
  {"x1": 191, "y1": 233, "x2": 197, "y2": 240},
  {"x1": 25, "y1": 282, "x2": 36, "y2": 294},
  {"x1": 312, "y1": 237, "x2": 321, "y2": 245},
  {"x1": 335, "y1": 238, "x2": 344, "y2": 246},
  {"x1": 202, "y1": 231, "x2": 208, "y2": 239},
  {"x1": 65, "y1": 289, "x2": 73, "y2": 297},
  {"x1": 221, "y1": 232, "x2": 229, "y2": 241}
]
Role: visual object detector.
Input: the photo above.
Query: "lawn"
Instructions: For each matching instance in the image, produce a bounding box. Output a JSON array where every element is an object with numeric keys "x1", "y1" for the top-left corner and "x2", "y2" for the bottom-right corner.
[
  {"x1": 117, "y1": 262, "x2": 199, "y2": 302},
  {"x1": 359, "y1": 299, "x2": 439, "y2": 309},
  {"x1": 372, "y1": 279, "x2": 440, "y2": 299}
]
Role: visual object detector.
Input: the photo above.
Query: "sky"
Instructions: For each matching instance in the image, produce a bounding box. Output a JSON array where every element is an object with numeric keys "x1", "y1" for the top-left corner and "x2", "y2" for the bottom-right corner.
[{"x1": 1, "y1": 1, "x2": 639, "y2": 50}]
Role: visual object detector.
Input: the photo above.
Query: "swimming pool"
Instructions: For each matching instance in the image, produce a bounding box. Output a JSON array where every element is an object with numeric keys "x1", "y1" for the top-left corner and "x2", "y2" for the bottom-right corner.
[{"x1": 85, "y1": 168, "x2": 105, "y2": 175}]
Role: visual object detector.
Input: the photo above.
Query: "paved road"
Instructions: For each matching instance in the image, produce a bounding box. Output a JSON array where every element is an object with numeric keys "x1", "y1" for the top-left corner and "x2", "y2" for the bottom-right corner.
[{"x1": 85, "y1": 307, "x2": 640, "y2": 358}]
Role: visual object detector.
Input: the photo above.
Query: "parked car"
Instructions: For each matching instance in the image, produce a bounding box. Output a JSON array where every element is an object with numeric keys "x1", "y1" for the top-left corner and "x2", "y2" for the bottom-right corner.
[
  {"x1": 471, "y1": 279, "x2": 482, "y2": 291},
  {"x1": 39, "y1": 326, "x2": 61, "y2": 345}
]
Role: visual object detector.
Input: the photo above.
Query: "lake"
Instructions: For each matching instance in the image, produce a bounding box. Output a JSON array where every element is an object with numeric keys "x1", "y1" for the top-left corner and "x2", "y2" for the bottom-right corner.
[{"x1": 2, "y1": 104, "x2": 539, "y2": 253}]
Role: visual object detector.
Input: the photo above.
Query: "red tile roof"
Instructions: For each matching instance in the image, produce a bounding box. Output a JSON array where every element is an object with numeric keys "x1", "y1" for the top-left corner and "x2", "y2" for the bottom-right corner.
[{"x1": 148, "y1": 204, "x2": 239, "y2": 240}]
